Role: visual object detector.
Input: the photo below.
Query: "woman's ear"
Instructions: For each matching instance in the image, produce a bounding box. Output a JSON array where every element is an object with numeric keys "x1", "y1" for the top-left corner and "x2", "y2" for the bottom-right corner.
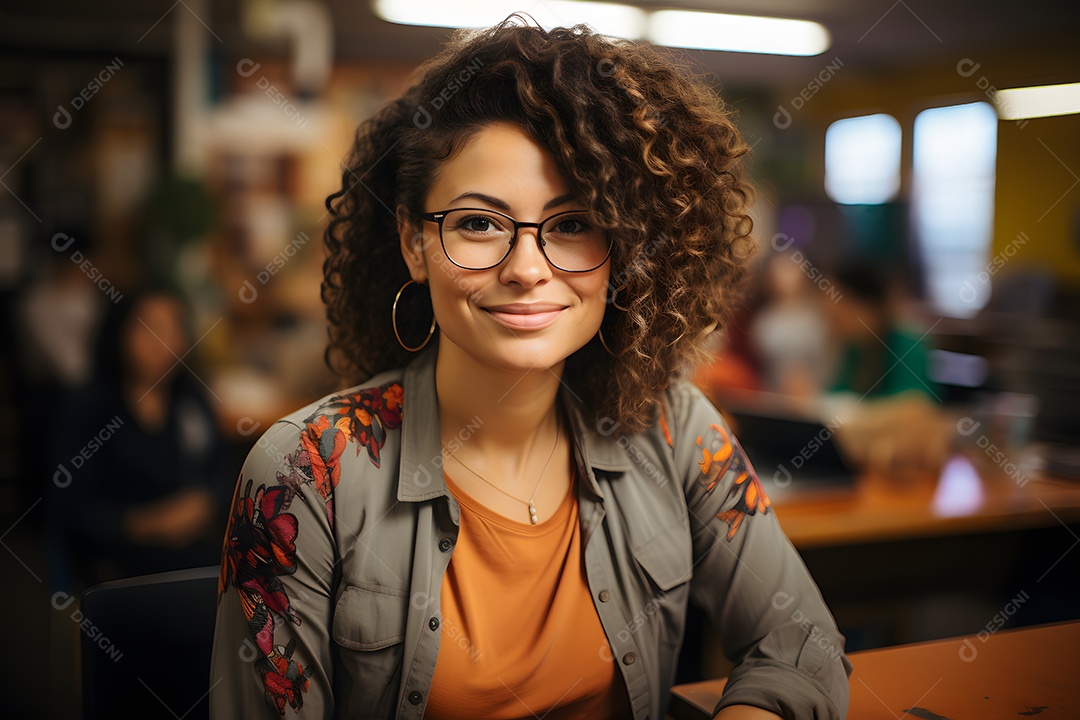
[{"x1": 397, "y1": 205, "x2": 429, "y2": 283}]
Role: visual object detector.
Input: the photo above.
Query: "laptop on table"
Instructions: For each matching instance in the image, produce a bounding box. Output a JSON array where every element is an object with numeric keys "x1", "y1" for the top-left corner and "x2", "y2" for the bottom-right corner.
[{"x1": 722, "y1": 407, "x2": 857, "y2": 504}]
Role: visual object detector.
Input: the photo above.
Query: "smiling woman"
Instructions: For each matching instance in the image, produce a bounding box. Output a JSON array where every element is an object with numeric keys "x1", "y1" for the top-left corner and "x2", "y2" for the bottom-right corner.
[
  {"x1": 211, "y1": 14, "x2": 851, "y2": 720},
  {"x1": 400, "y1": 122, "x2": 611, "y2": 376}
]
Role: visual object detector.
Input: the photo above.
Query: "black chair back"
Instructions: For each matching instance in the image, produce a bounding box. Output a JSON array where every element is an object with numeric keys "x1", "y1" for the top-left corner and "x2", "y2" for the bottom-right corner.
[{"x1": 80, "y1": 565, "x2": 219, "y2": 720}]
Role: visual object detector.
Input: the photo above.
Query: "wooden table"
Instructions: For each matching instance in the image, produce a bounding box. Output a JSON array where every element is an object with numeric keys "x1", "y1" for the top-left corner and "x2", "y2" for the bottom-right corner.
[
  {"x1": 669, "y1": 620, "x2": 1080, "y2": 719},
  {"x1": 773, "y1": 461, "x2": 1080, "y2": 551}
]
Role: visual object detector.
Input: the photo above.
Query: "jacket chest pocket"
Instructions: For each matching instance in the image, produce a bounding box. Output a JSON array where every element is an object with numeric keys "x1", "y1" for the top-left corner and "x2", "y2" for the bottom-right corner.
[
  {"x1": 631, "y1": 529, "x2": 693, "y2": 594},
  {"x1": 331, "y1": 582, "x2": 409, "y2": 718},
  {"x1": 627, "y1": 531, "x2": 693, "y2": 692}
]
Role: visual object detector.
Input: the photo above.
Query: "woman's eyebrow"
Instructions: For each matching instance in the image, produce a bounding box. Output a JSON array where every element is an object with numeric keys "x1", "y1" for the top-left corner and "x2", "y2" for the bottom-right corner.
[
  {"x1": 446, "y1": 191, "x2": 577, "y2": 212},
  {"x1": 543, "y1": 193, "x2": 576, "y2": 211}
]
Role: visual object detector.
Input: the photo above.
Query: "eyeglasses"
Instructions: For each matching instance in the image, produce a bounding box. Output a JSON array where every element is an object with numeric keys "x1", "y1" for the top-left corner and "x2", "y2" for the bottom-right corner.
[{"x1": 419, "y1": 207, "x2": 611, "y2": 273}]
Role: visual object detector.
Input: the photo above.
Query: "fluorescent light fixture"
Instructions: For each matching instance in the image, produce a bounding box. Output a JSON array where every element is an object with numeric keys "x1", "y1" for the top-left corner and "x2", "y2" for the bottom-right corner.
[
  {"x1": 372, "y1": 0, "x2": 646, "y2": 39},
  {"x1": 373, "y1": 1, "x2": 830, "y2": 57},
  {"x1": 647, "y1": 9, "x2": 830, "y2": 56},
  {"x1": 994, "y1": 81, "x2": 1080, "y2": 120}
]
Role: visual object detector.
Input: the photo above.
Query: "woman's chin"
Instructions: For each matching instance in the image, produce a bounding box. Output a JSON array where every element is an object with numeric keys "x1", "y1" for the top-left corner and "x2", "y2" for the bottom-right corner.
[{"x1": 445, "y1": 333, "x2": 576, "y2": 376}]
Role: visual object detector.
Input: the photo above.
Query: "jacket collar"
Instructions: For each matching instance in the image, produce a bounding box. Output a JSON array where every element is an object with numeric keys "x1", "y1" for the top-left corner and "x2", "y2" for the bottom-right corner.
[{"x1": 396, "y1": 340, "x2": 632, "y2": 504}]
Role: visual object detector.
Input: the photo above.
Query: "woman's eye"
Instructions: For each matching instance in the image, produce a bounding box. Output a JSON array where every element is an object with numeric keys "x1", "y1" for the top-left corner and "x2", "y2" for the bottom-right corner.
[
  {"x1": 555, "y1": 218, "x2": 587, "y2": 234},
  {"x1": 463, "y1": 217, "x2": 494, "y2": 232}
]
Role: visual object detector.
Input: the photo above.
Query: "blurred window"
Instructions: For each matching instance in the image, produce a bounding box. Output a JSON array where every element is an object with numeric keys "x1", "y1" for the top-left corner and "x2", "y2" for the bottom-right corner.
[
  {"x1": 824, "y1": 113, "x2": 902, "y2": 204},
  {"x1": 912, "y1": 101, "x2": 998, "y2": 317}
]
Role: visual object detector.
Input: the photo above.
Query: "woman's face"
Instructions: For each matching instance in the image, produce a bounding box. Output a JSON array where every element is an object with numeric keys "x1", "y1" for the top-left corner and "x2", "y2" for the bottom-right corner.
[
  {"x1": 123, "y1": 295, "x2": 187, "y2": 382},
  {"x1": 399, "y1": 121, "x2": 611, "y2": 375}
]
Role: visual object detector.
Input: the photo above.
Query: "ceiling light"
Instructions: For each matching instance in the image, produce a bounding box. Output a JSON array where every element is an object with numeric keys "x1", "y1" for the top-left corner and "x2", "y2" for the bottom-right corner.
[
  {"x1": 647, "y1": 9, "x2": 830, "y2": 56},
  {"x1": 372, "y1": 0, "x2": 646, "y2": 39},
  {"x1": 995, "y1": 81, "x2": 1080, "y2": 121},
  {"x1": 373, "y1": 1, "x2": 829, "y2": 57}
]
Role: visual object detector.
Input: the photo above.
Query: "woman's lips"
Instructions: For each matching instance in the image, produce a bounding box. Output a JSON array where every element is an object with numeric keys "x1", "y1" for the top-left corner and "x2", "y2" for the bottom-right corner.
[{"x1": 482, "y1": 303, "x2": 567, "y2": 330}]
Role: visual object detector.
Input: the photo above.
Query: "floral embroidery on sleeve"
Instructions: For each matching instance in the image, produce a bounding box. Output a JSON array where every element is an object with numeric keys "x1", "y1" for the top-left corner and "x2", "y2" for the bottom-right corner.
[
  {"x1": 219, "y1": 382, "x2": 404, "y2": 715},
  {"x1": 695, "y1": 422, "x2": 771, "y2": 540}
]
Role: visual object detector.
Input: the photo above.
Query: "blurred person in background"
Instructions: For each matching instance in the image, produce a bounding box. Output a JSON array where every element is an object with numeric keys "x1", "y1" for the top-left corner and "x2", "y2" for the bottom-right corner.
[
  {"x1": 48, "y1": 285, "x2": 228, "y2": 590},
  {"x1": 211, "y1": 16, "x2": 850, "y2": 720},
  {"x1": 750, "y1": 251, "x2": 831, "y2": 402},
  {"x1": 14, "y1": 231, "x2": 105, "y2": 501},
  {"x1": 821, "y1": 261, "x2": 950, "y2": 476},
  {"x1": 692, "y1": 305, "x2": 763, "y2": 399}
]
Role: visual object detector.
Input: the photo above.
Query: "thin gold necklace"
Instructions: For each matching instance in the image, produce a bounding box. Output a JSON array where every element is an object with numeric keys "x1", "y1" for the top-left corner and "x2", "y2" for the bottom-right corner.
[{"x1": 443, "y1": 414, "x2": 561, "y2": 525}]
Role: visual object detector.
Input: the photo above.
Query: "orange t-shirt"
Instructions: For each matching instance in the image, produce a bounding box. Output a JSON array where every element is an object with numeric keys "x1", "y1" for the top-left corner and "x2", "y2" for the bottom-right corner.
[{"x1": 424, "y1": 470, "x2": 632, "y2": 719}]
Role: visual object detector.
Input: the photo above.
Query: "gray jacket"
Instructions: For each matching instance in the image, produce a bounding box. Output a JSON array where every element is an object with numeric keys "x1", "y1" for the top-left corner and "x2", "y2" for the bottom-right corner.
[{"x1": 210, "y1": 343, "x2": 851, "y2": 719}]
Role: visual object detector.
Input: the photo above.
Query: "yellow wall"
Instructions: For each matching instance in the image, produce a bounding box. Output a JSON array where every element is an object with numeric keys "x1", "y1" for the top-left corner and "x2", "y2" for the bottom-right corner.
[
  {"x1": 994, "y1": 113, "x2": 1080, "y2": 282},
  {"x1": 787, "y1": 37, "x2": 1080, "y2": 283}
]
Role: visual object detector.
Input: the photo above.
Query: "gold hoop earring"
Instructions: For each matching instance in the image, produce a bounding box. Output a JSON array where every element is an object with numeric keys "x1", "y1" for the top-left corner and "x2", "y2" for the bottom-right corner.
[
  {"x1": 597, "y1": 326, "x2": 616, "y2": 357},
  {"x1": 610, "y1": 284, "x2": 631, "y2": 312},
  {"x1": 393, "y1": 280, "x2": 436, "y2": 352}
]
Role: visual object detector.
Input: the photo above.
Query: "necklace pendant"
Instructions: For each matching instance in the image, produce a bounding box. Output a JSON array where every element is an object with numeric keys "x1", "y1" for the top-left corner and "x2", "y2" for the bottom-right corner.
[{"x1": 528, "y1": 500, "x2": 538, "y2": 525}]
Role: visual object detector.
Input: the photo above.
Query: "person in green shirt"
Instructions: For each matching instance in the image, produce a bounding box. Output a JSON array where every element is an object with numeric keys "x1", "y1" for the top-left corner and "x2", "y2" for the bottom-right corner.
[
  {"x1": 821, "y1": 261, "x2": 949, "y2": 474},
  {"x1": 825, "y1": 261, "x2": 937, "y2": 399}
]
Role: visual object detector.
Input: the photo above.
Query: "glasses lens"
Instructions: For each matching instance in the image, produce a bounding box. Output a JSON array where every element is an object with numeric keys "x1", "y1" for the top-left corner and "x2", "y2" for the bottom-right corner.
[
  {"x1": 440, "y1": 209, "x2": 514, "y2": 269},
  {"x1": 540, "y1": 212, "x2": 610, "y2": 271}
]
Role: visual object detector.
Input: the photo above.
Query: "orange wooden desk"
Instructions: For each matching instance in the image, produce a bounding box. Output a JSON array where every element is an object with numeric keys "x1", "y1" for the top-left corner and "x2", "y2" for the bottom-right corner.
[
  {"x1": 669, "y1": 620, "x2": 1080, "y2": 719},
  {"x1": 773, "y1": 462, "x2": 1080, "y2": 551}
]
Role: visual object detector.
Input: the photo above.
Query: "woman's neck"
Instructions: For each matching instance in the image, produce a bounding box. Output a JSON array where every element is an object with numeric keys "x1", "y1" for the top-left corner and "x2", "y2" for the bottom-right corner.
[{"x1": 435, "y1": 339, "x2": 565, "y2": 462}]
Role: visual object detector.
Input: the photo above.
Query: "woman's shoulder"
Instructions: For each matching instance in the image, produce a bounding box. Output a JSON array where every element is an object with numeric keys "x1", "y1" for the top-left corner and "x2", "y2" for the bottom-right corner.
[
  {"x1": 658, "y1": 376, "x2": 723, "y2": 430},
  {"x1": 261, "y1": 366, "x2": 406, "y2": 431},
  {"x1": 607, "y1": 377, "x2": 727, "y2": 458},
  {"x1": 236, "y1": 367, "x2": 408, "y2": 509}
]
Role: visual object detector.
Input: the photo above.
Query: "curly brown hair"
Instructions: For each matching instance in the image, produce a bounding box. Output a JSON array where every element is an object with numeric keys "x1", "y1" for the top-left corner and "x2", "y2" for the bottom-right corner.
[{"x1": 323, "y1": 15, "x2": 754, "y2": 433}]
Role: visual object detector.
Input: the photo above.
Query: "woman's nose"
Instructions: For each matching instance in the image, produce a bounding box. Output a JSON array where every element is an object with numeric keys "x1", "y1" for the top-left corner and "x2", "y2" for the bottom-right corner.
[{"x1": 498, "y1": 228, "x2": 553, "y2": 287}]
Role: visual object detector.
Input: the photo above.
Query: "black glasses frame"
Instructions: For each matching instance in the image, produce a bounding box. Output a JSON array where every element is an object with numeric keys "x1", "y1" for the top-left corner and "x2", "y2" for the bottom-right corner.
[{"x1": 419, "y1": 207, "x2": 612, "y2": 273}]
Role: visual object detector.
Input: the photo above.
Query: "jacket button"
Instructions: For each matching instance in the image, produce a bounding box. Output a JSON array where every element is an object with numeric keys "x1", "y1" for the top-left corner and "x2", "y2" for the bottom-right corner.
[
  {"x1": 439, "y1": 538, "x2": 453, "y2": 552},
  {"x1": 598, "y1": 590, "x2": 610, "y2": 602},
  {"x1": 622, "y1": 652, "x2": 636, "y2": 665},
  {"x1": 429, "y1": 617, "x2": 440, "y2": 631},
  {"x1": 408, "y1": 691, "x2": 424, "y2": 705}
]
